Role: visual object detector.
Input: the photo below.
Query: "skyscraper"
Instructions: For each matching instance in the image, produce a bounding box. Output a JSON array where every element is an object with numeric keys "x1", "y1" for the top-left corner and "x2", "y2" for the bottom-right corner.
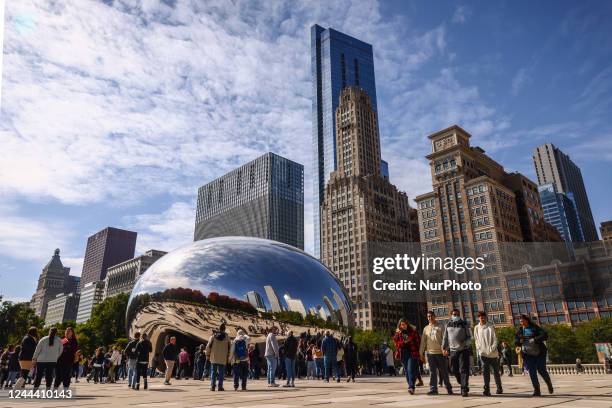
[
  {"x1": 194, "y1": 152, "x2": 304, "y2": 249},
  {"x1": 30, "y1": 249, "x2": 80, "y2": 320},
  {"x1": 245, "y1": 290, "x2": 265, "y2": 310},
  {"x1": 533, "y1": 143, "x2": 598, "y2": 241},
  {"x1": 538, "y1": 183, "x2": 582, "y2": 243},
  {"x1": 264, "y1": 285, "x2": 284, "y2": 313},
  {"x1": 103, "y1": 249, "x2": 167, "y2": 299},
  {"x1": 320, "y1": 87, "x2": 416, "y2": 330},
  {"x1": 80, "y1": 227, "x2": 137, "y2": 289},
  {"x1": 312, "y1": 24, "x2": 378, "y2": 258}
]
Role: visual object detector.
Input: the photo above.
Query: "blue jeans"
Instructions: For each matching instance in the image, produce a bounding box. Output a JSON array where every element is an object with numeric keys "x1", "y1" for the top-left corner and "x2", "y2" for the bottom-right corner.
[
  {"x1": 210, "y1": 363, "x2": 225, "y2": 389},
  {"x1": 195, "y1": 360, "x2": 205, "y2": 380},
  {"x1": 315, "y1": 359, "x2": 323, "y2": 378},
  {"x1": 307, "y1": 361, "x2": 316, "y2": 378},
  {"x1": 266, "y1": 356, "x2": 277, "y2": 384},
  {"x1": 426, "y1": 353, "x2": 451, "y2": 392},
  {"x1": 323, "y1": 356, "x2": 337, "y2": 381},
  {"x1": 127, "y1": 359, "x2": 137, "y2": 387},
  {"x1": 523, "y1": 353, "x2": 552, "y2": 390},
  {"x1": 284, "y1": 358, "x2": 295, "y2": 384},
  {"x1": 401, "y1": 356, "x2": 418, "y2": 389}
]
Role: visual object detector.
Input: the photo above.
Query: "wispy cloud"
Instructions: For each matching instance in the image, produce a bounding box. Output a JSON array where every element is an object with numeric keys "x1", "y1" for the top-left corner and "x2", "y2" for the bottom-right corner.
[
  {"x1": 452, "y1": 5, "x2": 471, "y2": 24},
  {"x1": 511, "y1": 67, "x2": 531, "y2": 96}
]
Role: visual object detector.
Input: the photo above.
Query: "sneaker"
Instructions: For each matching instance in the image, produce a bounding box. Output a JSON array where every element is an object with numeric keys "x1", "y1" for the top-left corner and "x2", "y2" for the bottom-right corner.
[
  {"x1": 417, "y1": 379, "x2": 424, "y2": 387},
  {"x1": 218, "y1": 387, "x2": 225, "y2": 391},
  {"x1": 270, "y1": 383, "x2": 279, "y2": 387},
  {"x1": 241, "y1": 386, "x2": 246, "y2": 391},
  {"x1": 496, "y1": 388, "x2": 503, "y2": 395},
  {"x1": 164, "y1": 380, "x2": 171, "y2": 385},
  {"x1": 427, "y1": 390, "x2": 438, "y2": 395},
  {"x1": 408, "y1": 388, "x2": 415, "y2": 395},
  {"x1": 282, "y1": 383, "x2": 291, "y2": 387},
  {"x1": 483, "y1": 390, "x2": 491, "y2": 396},
  {"x1": 210, "y1": 386, "x2": 215, "y2": 391},
  {"x1": 461, "y1": 390, "x2": 468, "y2": 397},
  {"x1": 532, "y1": 389, "x2": 541, "y2": 397}
]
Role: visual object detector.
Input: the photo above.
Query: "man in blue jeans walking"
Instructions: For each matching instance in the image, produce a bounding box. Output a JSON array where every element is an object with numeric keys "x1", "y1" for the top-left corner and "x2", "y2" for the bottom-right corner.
[
  {"x1": 124, "y1": 332, "x2": 140, "y2": 388},
  {"x1": 264, "y1": 326, "x2": 279, "y2": 387},
  {"x1": 205, "y1": 323, "x2": 230, "y2": 391},
  {"x1": 321, "y1": 331, "x2": 339, "y2": 383},
  {"x1": 283, "y1": 331, "x2": 298, "y2": 387}
]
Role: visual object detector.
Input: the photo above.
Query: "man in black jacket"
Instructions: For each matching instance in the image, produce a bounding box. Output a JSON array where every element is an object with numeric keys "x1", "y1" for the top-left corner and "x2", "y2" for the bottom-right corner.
[
  {"x1": 133, "y1": 333, "x2": 152, "y2": 390},
  {"x1": 283, "y1": 331, "x2": 298, "y2": 387},
  {"x1": 162, "y1": 336, "x2": 178, "y2": 385},
  {"x1": 125, "y1": 332, "x2": 140, "y2": 388}
]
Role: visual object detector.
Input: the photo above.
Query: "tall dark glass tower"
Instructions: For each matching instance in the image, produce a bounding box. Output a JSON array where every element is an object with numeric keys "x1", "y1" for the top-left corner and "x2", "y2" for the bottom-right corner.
[
  {"x1": 312, "y1": 24, "x2": 378, "y2": 258},
  {"x1": 194, "y1": 152, "x2": 304, "y2": 249}
]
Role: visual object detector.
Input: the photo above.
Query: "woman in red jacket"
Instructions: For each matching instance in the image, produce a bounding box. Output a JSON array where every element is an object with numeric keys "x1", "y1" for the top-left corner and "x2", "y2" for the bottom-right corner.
[{"x1": 393, "y1": 318, "x2": 421, "y2": 395}]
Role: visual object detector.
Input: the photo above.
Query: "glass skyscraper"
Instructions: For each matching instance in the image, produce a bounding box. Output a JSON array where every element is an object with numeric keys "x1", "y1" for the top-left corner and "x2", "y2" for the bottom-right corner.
[
  {"x1": 311, "y1": 24, "x2": 378, "y2": 258},
  {"x1": 538, "y1": 183, "x2": 583, "y2": 243}
]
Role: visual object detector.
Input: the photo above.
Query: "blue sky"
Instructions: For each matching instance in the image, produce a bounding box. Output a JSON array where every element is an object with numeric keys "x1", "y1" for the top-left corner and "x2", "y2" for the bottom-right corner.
[{"x1": 1, "y1": 0, "x2": 611, "y2": 301}]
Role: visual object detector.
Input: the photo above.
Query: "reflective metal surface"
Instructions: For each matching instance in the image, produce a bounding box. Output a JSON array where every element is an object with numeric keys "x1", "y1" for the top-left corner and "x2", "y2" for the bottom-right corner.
[{"x1": 127, "y1": 237, "x2": 352, "y2": 348}]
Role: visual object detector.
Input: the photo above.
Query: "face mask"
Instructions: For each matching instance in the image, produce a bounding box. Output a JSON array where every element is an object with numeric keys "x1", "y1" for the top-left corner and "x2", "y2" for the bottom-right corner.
[{"x1": 451, "y1": 316, "x2": 460, "y2": 321}]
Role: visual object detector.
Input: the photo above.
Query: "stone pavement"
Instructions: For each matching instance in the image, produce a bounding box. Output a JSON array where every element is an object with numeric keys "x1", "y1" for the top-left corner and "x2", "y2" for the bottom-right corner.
[{"x1": 1, "y1": 374, "x2": 610, "y2": 408}]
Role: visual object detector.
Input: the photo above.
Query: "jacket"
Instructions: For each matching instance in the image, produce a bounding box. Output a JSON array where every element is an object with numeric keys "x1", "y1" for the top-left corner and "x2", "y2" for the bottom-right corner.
[
  {"x1": 264, "y1": 333, "x2": 279, "y2": 358},
  {"x1": 135, "y1": 339, "x2": 152, "y2": 363},
  {"x1": 206, "y1": 331, "x2": 230, "y2": 365},
  {"x1": 8, "y1": 352, "x2": 20, "y2": 371},
  {"x1": 19, "y1": 335, "x2": 37, "y2": 361},
  {"x1": 125, "y1": 339, "x2": 139, "y2": 360},
  {"x1": 32, "y1": 335, "x2": 63, "y2": 363},
  {"x1": 57, "y1": 336, "x2": 78, "y2": 366},
  {"x1": 163, "y1": 343, "x2": 177, "y2": 361},
  {"x1": 515, "y1": 325, "x2": 548, "y2": 355},
  {"x1": 284, "y1": 335, "x2": 298, "y2": 359},
  {"x1": 344, "y1": 341, "x2": 358, "y2": 365},
  {"x1": 393, "y1": 328, "x2": 421, "y2": 360},
  {"x1": 420, "y1": 323, "x2": 444, "y2": 356},
  {"x1": 178, "y1": 350, "x2": 190, "y2": 364},
  {"x1": 229, "y1": 333, "x2": 250, "y2": 364},
  {"x1": 109, "y1": 350, "x2": 122, "y2": 365},
  {"x1": 320, "y1": 335, "x2": 338, "y2": 358},
  {"x1": 442, "y1": 319, "x2": 471, "y2": 352},
  {"x1": 474, "y1": 322, "x2": 499, "y2": 358}
]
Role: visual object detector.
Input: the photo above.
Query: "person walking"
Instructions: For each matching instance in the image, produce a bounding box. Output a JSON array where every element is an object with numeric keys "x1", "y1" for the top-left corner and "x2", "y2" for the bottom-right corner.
[
  {"x1": 31, "y1": 327, "x2": 62, "y2": 391},
  {"x1": 442, "y1": 309, "x2": 472, "y2": 397},
  {"x1": 283, "y1": 331, "x2": 298, "y2": 387},
  {"x1": 133, "y1": 333, "x2": 152, "y2": 390},
  {"x1": 383, "y1": 343, "x2": 396, "y2": 376},
  {"x1": 264, "y1": 327, "x2": 280, "y2": 387},
  {"x1": 125, "y1": 332, "x2": 140, "y2": 388},
  {"x1": 108, "y1": 346, "x2": 122, "y2": 383},
  {"x1": 306, "y1": 343, "x2": 316, "y2": 380},
  {"x1": 206, "y1": 323, "x2": 230, "y2": 391},
  {"x1": 515, "y1": 314, "x2": 553, "y2": 397},
  {"x1": 343, "y1": 337, "x2": 358, "y2": 382},
  {"x1": 420, "y1": 310, "x2": 452, "y2": 395},
  {"x1": 393, "y1": 318, "x2": 421, "y2": 395},
  {"x1": 5, "y1": 346, "x2": 20, "y2": 388},
  {"x1": 474, "y1": 311, "x2": 503, "y2": 396},
  {"x1": 313, "y1": 344, "x2": 323, "y2": 379},
  {"x1": 248, "y1": 343, "x2": 260, "y2": 380},
  {"x1": 178, "y1": 347, "x2": 191, "y2": 379},
  {"x1": 0, "y1": 345, "x2": 10, "y2": 388},
  {"x1": 162, "y1": 336, "x2": 178, "y2": 385},
  {"x1": 499, "y1": 342, "x2": 513, "y2": 376},
  {"x1": 14, "y1": 327, "x2": 38, "y2": 389},
  {"x1": 229, "y1": 329, "x2": 249, "y2": 391},
  {"x1": 321, "y1": 331, "x2": 339, "y2": 383},
  {"x1": 87, "y1": 348, "x2": 105, "y2": 383},
  {"x1": 194, "y1": 345, "x2": 206, "y2": 380},
  {"x1": 54, "y1": 327, "x2": 78, "y2": 390}
]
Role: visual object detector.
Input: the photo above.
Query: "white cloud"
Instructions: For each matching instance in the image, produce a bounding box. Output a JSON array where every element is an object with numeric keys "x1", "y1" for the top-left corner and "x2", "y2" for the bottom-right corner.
[
  {"x1": 511, "y1": 67, "x2": 530, "y2": 96},
  {"x1": 452, "y1": 5, "x2": 471, "y2": 24}
]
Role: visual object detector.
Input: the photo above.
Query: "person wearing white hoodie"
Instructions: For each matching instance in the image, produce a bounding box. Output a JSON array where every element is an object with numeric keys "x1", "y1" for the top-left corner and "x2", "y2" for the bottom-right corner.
[
  {"x1": 474, "y1": 311, "x2": 503, "y2": 396},
  {"x1": 32, "y1": 328, "x2": 62, "y2": 390},
  {"x1": 229, "y1": 329, "x2": 250, "y2": 391},
  {"x1": 264, "y1": 327, "x2": 279, "y2": 387}
]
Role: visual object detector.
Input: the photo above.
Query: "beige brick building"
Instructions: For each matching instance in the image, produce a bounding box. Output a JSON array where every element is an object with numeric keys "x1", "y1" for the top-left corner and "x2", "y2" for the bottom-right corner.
[{"x1": 320, "y1": 87, "x2": 418, "y2": 330}]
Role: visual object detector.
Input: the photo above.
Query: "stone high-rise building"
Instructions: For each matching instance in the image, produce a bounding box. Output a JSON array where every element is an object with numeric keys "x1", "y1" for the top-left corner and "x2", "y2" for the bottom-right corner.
[
  {"x1": 320, "y1": 87, "x2": 416, "y2": 330},
  {"x1": 194, "y1": 153, "x2": 304, "y2": 250},
  {"x1": 45, "y1": 292, "x2": 80, "y2": 327},
  {"x1": 80, "y1": 227, "x2": 137, "y2": 289},
  {"x1": 103, "y1": 250, "x2": 167, "y2": 299},
  {"x1": 533, "y1": 143, "x2": 598, "y2": 241},
  {"x1": 601, "y1": 221, "x2": 612, "y2": 242},
  {"x1": 30, "y1": 249, "x2": 80, "y2": 320},
  {"x1": 415, "y1": 125, "x2": 550, "y2": 326}
]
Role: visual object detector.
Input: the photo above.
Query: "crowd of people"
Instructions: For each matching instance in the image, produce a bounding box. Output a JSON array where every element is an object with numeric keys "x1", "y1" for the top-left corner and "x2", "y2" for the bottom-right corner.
[{"x1": 0, "y1": 310, "x2": 560, "y2": 397}]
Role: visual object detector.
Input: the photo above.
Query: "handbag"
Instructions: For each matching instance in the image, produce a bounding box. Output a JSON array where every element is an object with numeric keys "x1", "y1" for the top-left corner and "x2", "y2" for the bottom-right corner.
[{"x1": 521, "y1": 340, "x2": 540, "y2": 357}]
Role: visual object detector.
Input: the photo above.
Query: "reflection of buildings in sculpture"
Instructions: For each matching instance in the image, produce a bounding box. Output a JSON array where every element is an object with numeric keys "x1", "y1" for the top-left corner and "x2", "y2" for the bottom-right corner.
[
  {"x1": 331, "y1": 288, "x2": 349, "y2": 327},
  {"x1": 322, "y1": 296, "x2": 338, "y2": 324},
  {"x1": 284, "y1": 294, "x2": 307, "y2": 317},
  {"x1": 264, "y1": 285, "x2": 284, "y2": 313},
  {"x1": 505, "y1": 241, "x2": 612, "y2": 326},
  {"x1": 316, "y1": 305, "x2": 328, "y2": 321},
  {"x1": 245, "y1": 291, "x2": 266, "y2": 311}
]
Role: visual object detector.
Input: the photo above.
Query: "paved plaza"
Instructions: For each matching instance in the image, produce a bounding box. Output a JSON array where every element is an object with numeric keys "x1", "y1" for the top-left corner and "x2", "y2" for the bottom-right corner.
[{"x1": 1, "y1": 375, "x2": 610, "y2": 408}]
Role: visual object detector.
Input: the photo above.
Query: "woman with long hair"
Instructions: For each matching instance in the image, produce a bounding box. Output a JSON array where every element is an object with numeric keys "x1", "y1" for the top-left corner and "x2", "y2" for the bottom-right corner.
[
  {"x1": 14, "y1": 327, "x2": 38, "y2": 389},
  {"x1": 393, "y1": 318, "x2": 421, "y2": 395},
  {"x1": 32, "y1": 327, "x2": 62, "y2": 390},
  {"x1": 515, "y1": 315, "x2": 553, "y2": 397},
  {"x1": 54, "y1": 327, "x2": 78, "y2": 389}
]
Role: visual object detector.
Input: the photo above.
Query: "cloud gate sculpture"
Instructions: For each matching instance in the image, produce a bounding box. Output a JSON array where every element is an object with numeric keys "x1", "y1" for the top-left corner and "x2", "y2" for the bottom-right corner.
[{"x1": 126, "y1": 237, "x2": 353, "y2": 352}]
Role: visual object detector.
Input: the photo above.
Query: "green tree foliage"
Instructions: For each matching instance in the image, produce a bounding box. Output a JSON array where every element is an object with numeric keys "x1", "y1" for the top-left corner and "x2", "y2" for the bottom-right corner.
[
  {"x1": 542, "y1": 324, "x2": 579, "y2": 363},
  {"x1": 574, "y1": 317, "x2": 612, "y2": 363},
  {"x1": 0, "y1": 298, "x2": 44, "y2": 346},
  {"x1": 75, "y1": 293, "x2": 129, "y2": 355},
  {"x1": 352, "y1": 329, "x2": 392, "y2": 351}
]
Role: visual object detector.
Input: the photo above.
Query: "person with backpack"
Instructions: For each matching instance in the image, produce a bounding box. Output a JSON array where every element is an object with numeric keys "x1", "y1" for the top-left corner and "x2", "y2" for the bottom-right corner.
[
  {"x1": 14, "y1": 327, "x2": 38, "y2": 389},
  {"x1": 229, "y1": 329, "x2": 250, "y2": 391},
  {"x1": 133, "y1": 332, "x2": 152, "y2": 390},
  {"x1": 474, "y1": 311, "x2": 503, "y2": 396},
  {"x1": 515, "y1": 314, "x2": 553, "y2": 397},
  {"x1": 206, "y1": 323, "x2": 230, "y2": 391},
  {"x1": 442, "y1": 309, "x2": 472, "y2": 397},
  {"x1": 32, "y1": 327, "x2": 62, "y2": 391},
  {"x1": 393, "y1": 318, "x2": 421, "y2": 395},
  {"x1": 125, "y1": 332, "x2": 140, "y2": 388},
  {"x1": 162, "y1": 336, "x2": 178, "y2": 385},
  {"x1": 54, "y1": 327, "x2": 78, "y2": 389}
]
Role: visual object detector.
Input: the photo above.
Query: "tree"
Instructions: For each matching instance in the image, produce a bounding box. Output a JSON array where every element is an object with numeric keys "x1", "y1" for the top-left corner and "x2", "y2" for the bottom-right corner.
[
  {"x1": 542, "y1": 324, "x2": 578, "y2": 363},
  {"x1": 0, "y1": 298, "x2": 44, "y2": 347},
  {"x1": 574, "y1": 317, "x2": 612, "y2": 363},
  {"x1": 76, "y1": 293, "x2": 129, "y2": 355},
  {"x1": 352, "y1": 329, "x2": 391, "y2": 352}
]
